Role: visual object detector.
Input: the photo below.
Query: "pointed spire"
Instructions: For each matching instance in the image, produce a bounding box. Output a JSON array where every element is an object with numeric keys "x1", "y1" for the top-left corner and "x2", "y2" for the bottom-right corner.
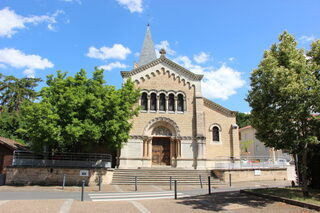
[{"x1": 138, "y1": 25, "x2": 157, "y2": 66}]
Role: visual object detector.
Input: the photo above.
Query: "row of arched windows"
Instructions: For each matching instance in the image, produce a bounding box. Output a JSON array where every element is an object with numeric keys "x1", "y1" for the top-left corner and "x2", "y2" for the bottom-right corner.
[{"x1": 140, "y1": 92, "x2": 186, "y2": 112}]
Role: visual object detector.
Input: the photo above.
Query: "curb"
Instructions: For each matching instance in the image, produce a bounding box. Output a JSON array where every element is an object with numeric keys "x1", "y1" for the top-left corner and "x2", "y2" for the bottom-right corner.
[{"x1": 240, "y1": 189, "x2": 320, "y2": 211}]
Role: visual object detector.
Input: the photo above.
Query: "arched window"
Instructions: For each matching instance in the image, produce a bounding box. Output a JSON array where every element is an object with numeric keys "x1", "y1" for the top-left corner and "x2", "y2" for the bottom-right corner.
[
  {"x1": 168, "y1": 94, "x2": 175, "y2": 111},
  {"x1": 212, "y1": 126, "x2": 220, "y2": 142},
  {"x1": 141, "y1": 92, "x2": 148, "y2": 110},
  {"x1": 150, "y1": 93, "x2": 157, "y2": 111},
  {"x1": 177, "y1": 94, "x2": 184, "y2": 112},
  {"x1": 159, "y1": 93, "x2": 166, "y2": 111}
]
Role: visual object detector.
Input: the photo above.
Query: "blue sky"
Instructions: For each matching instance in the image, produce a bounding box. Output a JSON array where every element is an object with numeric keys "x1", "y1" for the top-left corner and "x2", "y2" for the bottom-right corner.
[{"x1": 0, "y1": 0, "x2": 319, "y2": 113}]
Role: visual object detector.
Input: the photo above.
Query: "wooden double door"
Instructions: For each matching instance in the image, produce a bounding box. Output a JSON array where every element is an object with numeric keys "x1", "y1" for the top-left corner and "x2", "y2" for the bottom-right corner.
[{"x1": 152, "y1": 137, "x2": 171, "y2": 165}]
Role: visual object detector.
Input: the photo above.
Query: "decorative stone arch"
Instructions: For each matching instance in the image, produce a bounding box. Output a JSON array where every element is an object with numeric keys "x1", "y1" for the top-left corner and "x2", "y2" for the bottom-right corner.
[
  {"x1": 143, "y1": 117, "x2": 181, "y2": 137},
  {"x1": 209, "y1": 123, "x2": 222, "y2": 143}
]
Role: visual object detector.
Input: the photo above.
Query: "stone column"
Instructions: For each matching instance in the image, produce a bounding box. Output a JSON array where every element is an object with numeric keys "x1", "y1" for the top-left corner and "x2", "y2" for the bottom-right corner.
[
  {"x1": 147, "y1": 94, "x2": 150, "y2": 112},
  {"x1": 165, "y1": 96, "x2": 169, "y2": 112},
  {"x1": 177, "y1": 139, "x2": 181, "y2": 158},
  {"x1": 183, "y1": 97, "x2": 187, "y2": 112},
  {"x1": 156, "y1": 95, "x2": 160, "y2": 112},
  {"x1": 143, "y1": 138, "x2": 147, "y2": 158},
  {"x1": 147, "y1": 138, "x2": 152, "y2": 158},
  {"x1": 174, "y1": 96, "x2": 178, "y2": 112}
]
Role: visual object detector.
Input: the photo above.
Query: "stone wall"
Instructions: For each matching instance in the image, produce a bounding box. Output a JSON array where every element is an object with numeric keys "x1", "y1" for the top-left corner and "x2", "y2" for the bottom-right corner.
[
  {"x1": 5, "y1": 167, "x2": 114, "y2": 186},
  {"x1": 213, "y1": 168, "x2": 288, "y2": 182}
]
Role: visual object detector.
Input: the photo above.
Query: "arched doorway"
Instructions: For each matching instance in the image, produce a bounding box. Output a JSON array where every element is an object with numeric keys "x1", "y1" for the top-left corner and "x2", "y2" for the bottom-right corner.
[
  {"x1": 151, "y1": 126, "x2": 172, "y2": 165},
  {"x1": 143, "y1": 117, "x2": 181, "y2": 167}
]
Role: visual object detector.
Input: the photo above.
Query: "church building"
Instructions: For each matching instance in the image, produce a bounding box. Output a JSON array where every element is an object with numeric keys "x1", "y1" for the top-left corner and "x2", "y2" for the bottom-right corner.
[{"x1": 119, "y1": 26, "x2": 240, "y2": 169}]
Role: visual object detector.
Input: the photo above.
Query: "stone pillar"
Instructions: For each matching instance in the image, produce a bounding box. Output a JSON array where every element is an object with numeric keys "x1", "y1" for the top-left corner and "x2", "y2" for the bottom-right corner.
[
  {"x1": 147, "y1": 94, "x2": 150, "y2": 112},
  {"x1": 156, "y1": 95, "x2": 160, "y2": 112},
  {"x1": 183, "y1": 97, "x2": 187, "y2": 112},
  {"x1": 143, "y1": 138, "x2": 147, "y2": 158},
  {"x1": 176, "y1": 139, "x2": 181, "y2": 158},
  {"x1": 165, "y1": 96, "x2": 169, "y2": 111},
  {"x1": 174, "y1": 96, "x2": 178, "y2": 112},
  {"x1": 230, "y1": 124, "x2": 240, "y2": 160},
  {"x1": 147, "y1": 138, "x2": 152, "y2": 158}
]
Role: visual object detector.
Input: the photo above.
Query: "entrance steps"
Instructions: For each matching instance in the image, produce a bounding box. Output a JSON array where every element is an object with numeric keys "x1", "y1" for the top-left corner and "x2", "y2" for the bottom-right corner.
[{"x1": 111, "y1": 168, "x2": 224, "y2": 185}]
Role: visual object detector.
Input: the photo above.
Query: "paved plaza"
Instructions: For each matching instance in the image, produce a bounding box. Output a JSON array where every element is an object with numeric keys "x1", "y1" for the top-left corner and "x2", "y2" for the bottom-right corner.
[{"x1": 0, "y1": 181, "x2": 317, "y2": 213}]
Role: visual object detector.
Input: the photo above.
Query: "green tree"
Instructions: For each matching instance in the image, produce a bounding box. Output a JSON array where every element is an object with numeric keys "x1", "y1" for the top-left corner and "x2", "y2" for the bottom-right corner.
[
  {"x1": 246, "y1": 31, "x2": 320, "y2": 197},
  {"x1": 236, "y1": 112, "x2": 251, "y2": 128},
  {"x1": 0, "y1": 74, "x2": 41, "y2": 143},
  {"x1": 0, "y1": 74, "x2": 41, "y2": 112},
  {"x1": 19, "y1": 68, "x2": 140, "y2": 154}
]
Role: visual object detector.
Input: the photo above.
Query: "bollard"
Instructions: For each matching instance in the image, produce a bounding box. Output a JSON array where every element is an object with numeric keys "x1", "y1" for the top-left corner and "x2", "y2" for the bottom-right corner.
[
  {"x1": 135, "y1": 176, "x2": 137, "y2": 191},
  {"x1": 199, "y1": 174, "x2": 203, "y2": 189},
  {"x1": 208, "y1": 176, "x2": 211, "y2": 195},
  {"x1": 170, "y1": 176, "x2": 172, "y2": 190},
  {"x1": 81, "y1": 180, "x2": 85, "y2": 201},
  {"x1": 174, "y1": 180, "x2": 177, "y2": 199},
  {"x1": 98, "y1": 176, "x2": 101, "y2": 191},
  {"x1": 62, "y1": 174, "x2": 66, "y2": 190},
  {"x1": 229, "y1": 173, "x2": 232, "y2": 187}
]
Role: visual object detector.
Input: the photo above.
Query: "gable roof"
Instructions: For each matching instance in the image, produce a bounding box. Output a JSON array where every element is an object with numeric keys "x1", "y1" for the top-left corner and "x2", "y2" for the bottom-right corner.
[
  {"x1": 121, "y1": 55, "x2": 204, "y2": 81},
  {"x1": 0, "y1": 137, "x2": 27, "y2": 151},
  {"x1": 203, "y1": 97, "x2": 236, "y2": 117}
]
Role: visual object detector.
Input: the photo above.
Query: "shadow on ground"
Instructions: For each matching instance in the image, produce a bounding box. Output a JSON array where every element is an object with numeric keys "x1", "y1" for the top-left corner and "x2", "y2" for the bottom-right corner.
[{"x1": 177, "y1": 191, "x2": 274, "y2": 212}]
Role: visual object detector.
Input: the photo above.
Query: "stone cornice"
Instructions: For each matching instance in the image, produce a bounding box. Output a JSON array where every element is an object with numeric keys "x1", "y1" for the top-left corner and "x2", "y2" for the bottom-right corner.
[
  {"x1": 203, "y1": 97, "x2": 236, "y2": 117},
  {"x1": 121, "y1": 56, "x2": 204, "y2": 81}
]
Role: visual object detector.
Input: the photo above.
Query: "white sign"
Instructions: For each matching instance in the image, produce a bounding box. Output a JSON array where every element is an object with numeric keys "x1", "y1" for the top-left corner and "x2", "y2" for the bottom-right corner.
[
  {"x1": 80, "y1": 170, "x2": 89, "y2": 176},
  {"x1": 254, "y1": 170, "x2": 261, "y2": 176}
]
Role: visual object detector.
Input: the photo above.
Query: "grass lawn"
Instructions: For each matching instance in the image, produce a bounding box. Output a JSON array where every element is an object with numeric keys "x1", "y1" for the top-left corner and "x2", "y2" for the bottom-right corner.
[{"x1": 250, "y1": 187, "x2": 320, "y2": 206}]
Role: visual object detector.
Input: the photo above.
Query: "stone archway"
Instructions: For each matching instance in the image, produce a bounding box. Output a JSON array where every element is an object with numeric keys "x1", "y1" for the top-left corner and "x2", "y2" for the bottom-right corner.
[{"x1": 142, "y1": 117, "x2": 181, "y2": 166}]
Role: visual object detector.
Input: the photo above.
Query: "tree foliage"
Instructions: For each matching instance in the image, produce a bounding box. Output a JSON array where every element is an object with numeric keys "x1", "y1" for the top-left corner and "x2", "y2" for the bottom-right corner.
[
  {"x1": 19, "y1": 68, "x2": 140, "y2": 152},
  {"x1": 246, "y1": 31, "x2": 320, "y2": 196},
  {"x1": 0, "y1": 73, "x2": 41, "y2": 143},
  {"x1": 236, "y1": 112, "x2": 251, "y2": 128},
  {"x1": 0, "y1": 74, "x2": 41, "y2": 112}
]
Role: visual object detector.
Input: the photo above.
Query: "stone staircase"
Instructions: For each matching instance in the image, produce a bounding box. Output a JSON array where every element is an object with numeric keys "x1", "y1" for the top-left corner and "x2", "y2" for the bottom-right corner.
[{"x1": 111, "y1": 168, "x2": 224, "y2": 185}]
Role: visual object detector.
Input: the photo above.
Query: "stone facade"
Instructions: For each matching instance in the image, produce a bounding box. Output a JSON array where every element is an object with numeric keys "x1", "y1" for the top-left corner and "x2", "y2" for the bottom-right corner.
[{"x1": 119, "y1": 27, "x2": 240, "y2": 169}]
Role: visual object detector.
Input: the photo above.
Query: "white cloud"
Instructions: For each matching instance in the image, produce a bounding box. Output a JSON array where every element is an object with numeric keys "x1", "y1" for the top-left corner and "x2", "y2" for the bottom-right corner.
[
  {"x1": 0, "y1": 7, "x2": 64, "y2": 37},
  {"x1": 0, "y1": 64, "x2": 6, "y2": 69},
  {"x1": 155, "y1": 40, "x2": 176, "y2": 56},
  {"x1": 299, "y1": 35, "x2": 316, "y2": 43},
  {"x1": 0, "y1": 48, "x2": 54, "y2": 77},
  {"x1": 228, "y1": 57, "x2": 235, "y2": 62},
  {"x1": 174, "y1": 56, "x2": 245, "y2": 100},
  {"x1": 116, "y1": 0, "x2": 143, "y2": 13},
  {"x1": 86, "y1": 44, "x2": 131, "y2": 60},
  {"x1": 193, "y1": 52, "x2": 209, "y2": 63},
  {"x1": 99, "y1": 62, "x2": 128, "y2": 71}
]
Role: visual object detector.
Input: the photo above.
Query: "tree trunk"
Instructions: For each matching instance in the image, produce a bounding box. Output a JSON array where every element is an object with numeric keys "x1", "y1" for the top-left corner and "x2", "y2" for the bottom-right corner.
[
  {"x1": 301, "y1": 150, "x2": 309, "y2": 197},
  {"x1": 115, "y1": 148, "x2": 121, "y2": 168}
]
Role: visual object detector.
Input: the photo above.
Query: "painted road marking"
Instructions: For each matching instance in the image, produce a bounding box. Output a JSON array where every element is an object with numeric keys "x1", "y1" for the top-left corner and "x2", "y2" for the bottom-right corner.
[
  {"x1": 89, "y1": 191, "x2": 176, "y2": 196},
  {"x1": 89, "y1": 191, "x2": 184, "y2": 202},
  {"x1": 130, "y1": 201, "x2": 151, "y2": 213},
  {"x1": 58, "y1": 199, "x2": 73, "y2": 213}
]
